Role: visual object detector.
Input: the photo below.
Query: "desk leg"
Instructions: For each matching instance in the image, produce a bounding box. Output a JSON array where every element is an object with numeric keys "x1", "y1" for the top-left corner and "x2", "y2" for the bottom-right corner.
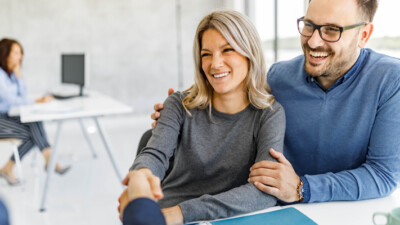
[
  {"x1": 78, "y1": 118, "x2": 98, "y2": 159},
  {"x1": 39, "y1": 120, "x2": 63, "y2": 212},
  {"x1": 93, "y1": 117, "x2": 123, "y2": 183}
]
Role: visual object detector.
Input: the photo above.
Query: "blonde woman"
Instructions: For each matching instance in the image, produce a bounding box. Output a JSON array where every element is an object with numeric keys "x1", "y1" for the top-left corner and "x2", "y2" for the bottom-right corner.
[{"x1": 121, "y1": 10, "x2": 285, "y2": 224}]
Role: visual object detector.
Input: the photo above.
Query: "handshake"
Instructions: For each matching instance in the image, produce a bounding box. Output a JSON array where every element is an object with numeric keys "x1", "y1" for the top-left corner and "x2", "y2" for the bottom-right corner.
[{"x1": 118, "y1": 168, "x2": 163, "y2": 220}]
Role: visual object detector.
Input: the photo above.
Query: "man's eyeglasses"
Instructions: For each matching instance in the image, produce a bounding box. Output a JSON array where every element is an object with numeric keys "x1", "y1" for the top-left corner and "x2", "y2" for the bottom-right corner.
[{"x1": 297, "y1": 17, "x2": 367, "y2": 42}]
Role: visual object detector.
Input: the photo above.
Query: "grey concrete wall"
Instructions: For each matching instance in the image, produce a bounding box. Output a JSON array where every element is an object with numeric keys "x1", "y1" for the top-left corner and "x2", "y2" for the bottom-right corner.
[{"x1": 0, "y1": 0, "x2": 236, "y2": 113}]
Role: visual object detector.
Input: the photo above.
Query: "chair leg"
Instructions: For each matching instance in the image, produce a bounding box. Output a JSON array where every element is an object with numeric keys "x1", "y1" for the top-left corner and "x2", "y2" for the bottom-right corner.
[
  {"x1": 31, "y1": 147, "x2": 40, "y2": 168},
  {"x1": 12, "y1": 142, "x2": 24, "y2": 184}
]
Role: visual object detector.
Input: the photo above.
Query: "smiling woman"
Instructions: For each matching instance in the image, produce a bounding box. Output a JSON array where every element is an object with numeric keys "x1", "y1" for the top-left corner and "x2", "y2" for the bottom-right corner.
[
  {"x1": 183, "y1": 10, "x2": 275, "y2": 115},
  {"x1": 199, "y1": 29, "x2": 250, "y2": 113},
  {"x1": 123, "y1": 10, "x2": 286, "y2": 225}
]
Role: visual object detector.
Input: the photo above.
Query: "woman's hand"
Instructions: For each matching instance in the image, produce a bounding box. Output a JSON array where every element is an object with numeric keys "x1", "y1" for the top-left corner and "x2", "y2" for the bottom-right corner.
[
  {"x1": 162, "y1": 205, "x2": 184, "y2": 225},
  {"x1": 13, "y1": 63, "x2": 22, "y2": 78},
  {"x1": 122, "y1": 168, "x2": 164, "y2": 200},
  {"x1": 35, "y1": 95, "x2": 53, "y2": 103},
  {"x1": 118, "y1": 169, "x2": 164, "y2": 220}
]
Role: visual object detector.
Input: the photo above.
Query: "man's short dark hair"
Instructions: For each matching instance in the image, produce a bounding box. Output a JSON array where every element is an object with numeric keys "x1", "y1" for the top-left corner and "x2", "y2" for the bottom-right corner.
[
  {"x1": 308, "y1": 0, "x2": 378, "y2": 22},
  {"x1": 358, "y1": 0, "x2": 378, "y2": 22}
]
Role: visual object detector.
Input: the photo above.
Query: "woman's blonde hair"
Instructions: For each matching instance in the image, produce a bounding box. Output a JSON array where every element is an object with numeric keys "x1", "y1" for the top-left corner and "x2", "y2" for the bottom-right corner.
[{"x1": 182, "y1": 10, "x2": 275, "y2": 113}]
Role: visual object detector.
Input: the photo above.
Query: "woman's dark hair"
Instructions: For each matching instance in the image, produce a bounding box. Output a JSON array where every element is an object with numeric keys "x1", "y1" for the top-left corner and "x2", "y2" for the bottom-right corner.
[{"x1": 0, "y1": 38, "x2": 23, "y2": 76}]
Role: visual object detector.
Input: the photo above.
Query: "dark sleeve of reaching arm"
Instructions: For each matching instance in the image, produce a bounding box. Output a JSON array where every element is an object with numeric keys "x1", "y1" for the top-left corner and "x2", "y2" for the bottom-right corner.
[
  {"x1": 0, "y1": 200, "x2": 10, "y2": 225},
  {"x1": 123, "y1": 198, "x2": 166, "y2": 225},
  {"x1": 179, "y1": 102, "x2": 286, "y2": 223}
]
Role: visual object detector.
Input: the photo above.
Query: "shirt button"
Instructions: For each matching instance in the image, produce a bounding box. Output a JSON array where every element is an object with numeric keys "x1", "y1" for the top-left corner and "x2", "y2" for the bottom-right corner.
[{"x1": 311, "y1": 77, "x2": 315, "y2": 82}]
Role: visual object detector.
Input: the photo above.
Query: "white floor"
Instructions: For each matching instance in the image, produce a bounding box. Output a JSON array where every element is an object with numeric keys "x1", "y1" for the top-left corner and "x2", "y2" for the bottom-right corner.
[{"x1": 0, "y1": 114, "x2": 152, "y2": 225}]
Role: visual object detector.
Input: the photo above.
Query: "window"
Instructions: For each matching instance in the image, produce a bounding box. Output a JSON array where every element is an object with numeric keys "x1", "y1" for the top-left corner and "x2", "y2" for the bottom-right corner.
[
  {"x1": 254, "y1": 0, "x2": 306, "y2": 67},
  {"x1": 367, "y1": 1, "x2": 400, "y2": 58},
  {"x1": 253, "y1": 0, "x2": 400, "y2": 67}
]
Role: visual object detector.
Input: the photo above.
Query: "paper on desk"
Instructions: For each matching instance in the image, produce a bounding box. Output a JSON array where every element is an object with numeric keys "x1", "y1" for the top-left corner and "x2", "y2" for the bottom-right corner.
[
  {"x1": 8, "y1": 106, "x2": 20, "y2": 116},
  {"x1": 29, "y1": 101, "x2": 83, "y2": 114}
]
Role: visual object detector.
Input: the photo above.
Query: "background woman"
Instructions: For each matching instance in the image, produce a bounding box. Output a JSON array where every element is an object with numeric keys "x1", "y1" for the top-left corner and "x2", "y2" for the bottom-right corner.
[
  {"x1": 0, "y1": 38, "x2": 69, "y2": 185},
  {"x1": 121, "y1": 11, "x2": 285, "y2": 224}
]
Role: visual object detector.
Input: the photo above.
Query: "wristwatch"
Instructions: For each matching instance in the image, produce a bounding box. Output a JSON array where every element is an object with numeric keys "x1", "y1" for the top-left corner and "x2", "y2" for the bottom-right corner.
[{"x1": 297, "y1": 178, "x2": 304, "y2": 202}]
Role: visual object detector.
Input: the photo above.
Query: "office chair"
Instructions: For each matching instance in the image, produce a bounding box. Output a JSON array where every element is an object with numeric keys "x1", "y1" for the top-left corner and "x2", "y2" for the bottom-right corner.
[{"x1": 0, "y1": 138, "x2": 23, "y2": 184}]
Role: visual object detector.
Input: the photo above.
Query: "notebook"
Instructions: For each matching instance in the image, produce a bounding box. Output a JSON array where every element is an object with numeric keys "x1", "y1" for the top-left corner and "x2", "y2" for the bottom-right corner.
[{"x1": 186, "y1": 207, "x2": 317, "y2": 225}]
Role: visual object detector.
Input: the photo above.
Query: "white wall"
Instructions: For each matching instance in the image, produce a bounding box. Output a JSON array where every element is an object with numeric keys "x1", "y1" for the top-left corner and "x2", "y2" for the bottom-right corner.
[{"x1": 0, "y1": 0, "x2": 234, "y2": 113}]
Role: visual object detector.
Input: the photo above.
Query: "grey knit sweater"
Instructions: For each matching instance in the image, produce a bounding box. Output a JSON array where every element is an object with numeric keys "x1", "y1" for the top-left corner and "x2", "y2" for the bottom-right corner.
[{"x1": 131, "y1": 92, "x2": 286, "y2": 223}]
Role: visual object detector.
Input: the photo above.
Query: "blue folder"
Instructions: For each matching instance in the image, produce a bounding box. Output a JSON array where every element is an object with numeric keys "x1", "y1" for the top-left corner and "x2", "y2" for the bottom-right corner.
[{"x1": 186, "y1": 207, "x2": 317, "y2": 225}]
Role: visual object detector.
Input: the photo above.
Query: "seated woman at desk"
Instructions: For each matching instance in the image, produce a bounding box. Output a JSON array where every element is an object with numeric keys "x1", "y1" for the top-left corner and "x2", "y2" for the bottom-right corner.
[
  {"x1": 0, "y1": 38, "x2": 69, "y2": 185},
  {"x1": 120, "y1": 10, "x2": 285, "y2": 224}
]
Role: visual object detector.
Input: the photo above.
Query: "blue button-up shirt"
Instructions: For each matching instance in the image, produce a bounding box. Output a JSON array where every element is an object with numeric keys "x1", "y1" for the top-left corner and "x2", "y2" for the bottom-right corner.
[
  {"x1": 0, "y1": 67, "x2": 33, "y2": 114},
  {"x1": 268, "y1": 48, "x2": 400, "y2": 203}
]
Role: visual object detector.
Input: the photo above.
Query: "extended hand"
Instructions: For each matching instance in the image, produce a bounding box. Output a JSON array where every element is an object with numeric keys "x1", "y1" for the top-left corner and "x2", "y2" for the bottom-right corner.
[
  {"x1": 13, "y1": 63, "x2": 22, "y2": 78},
  {"x1": 35, "y1": 95, "x2": 53, "y2": 103},
  {"x1": 118, "y1": 189, "x2": 130, "y2": 221},
  {"x1": 118, "y1": 169, "x2": 164, "y2": 220},
  {"x1": 151, "y1": 88, "x2": 174, "y2": 128},
  {"x1": 121, "y1": 169, "x2": 163, "y2": 199},
  {"x1": 248, "y1": 148, "x2": 300, "y2": 203}
]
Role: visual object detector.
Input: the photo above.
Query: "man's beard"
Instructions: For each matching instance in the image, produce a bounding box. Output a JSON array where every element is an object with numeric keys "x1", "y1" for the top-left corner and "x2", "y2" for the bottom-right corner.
[{"x1": 302, "y1": 38, "x2": 359, "y2": 79}]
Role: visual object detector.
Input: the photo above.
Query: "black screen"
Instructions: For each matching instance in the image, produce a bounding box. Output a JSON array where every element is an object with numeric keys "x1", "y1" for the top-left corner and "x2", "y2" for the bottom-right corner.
[{"x1": 61, "y1": 54, "x2": 85, "y2": 86}]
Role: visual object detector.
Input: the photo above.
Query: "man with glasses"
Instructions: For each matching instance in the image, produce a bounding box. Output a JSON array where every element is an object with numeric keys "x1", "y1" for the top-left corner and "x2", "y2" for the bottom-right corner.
[
  {"x1": 147, "y1": 0, "x2": 400, "y2": 206},
  {"x1": 248, "y1": 0, "x2": 400, "y2": 204}
]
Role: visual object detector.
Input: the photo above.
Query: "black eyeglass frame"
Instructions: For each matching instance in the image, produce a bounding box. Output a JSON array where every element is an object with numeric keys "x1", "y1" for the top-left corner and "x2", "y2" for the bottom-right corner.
[{"x1": 297, "y1": 16, "x2": 367, "y2": 42}]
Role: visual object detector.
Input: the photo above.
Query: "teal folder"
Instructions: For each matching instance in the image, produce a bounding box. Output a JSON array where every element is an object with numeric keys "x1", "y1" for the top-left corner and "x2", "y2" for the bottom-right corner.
[{"x1": 186, "y1": 207, "x2": 317, "y2": 225}]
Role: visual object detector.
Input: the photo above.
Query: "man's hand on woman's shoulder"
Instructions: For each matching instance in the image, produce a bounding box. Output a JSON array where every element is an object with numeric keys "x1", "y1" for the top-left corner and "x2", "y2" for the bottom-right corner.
[{"x1": 151, "y1": 88, "x2": 175, "y2": 128}]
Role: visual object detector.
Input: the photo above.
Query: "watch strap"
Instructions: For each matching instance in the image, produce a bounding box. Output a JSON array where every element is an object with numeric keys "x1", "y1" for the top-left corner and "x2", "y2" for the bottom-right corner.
[{"x1": 297, "y1": 178, "x2": 304, "y2": 202}]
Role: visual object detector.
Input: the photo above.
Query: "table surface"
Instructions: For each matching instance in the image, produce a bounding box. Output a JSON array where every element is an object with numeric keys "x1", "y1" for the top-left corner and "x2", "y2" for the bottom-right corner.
[
  {"x1": 220, "y1": 187, "x2": 400, "y2": 225},
  {"x1": 18, "y1": 91, "x2": 133, "y2": 123},
  {"x1": 15, "y1": 91, "x2": 133, "y2": 211}
]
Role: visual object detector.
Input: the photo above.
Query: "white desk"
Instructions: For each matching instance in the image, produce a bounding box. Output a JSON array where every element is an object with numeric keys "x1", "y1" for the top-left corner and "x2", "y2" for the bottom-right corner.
[
  {"x1": 18, "y1": 91, "x2": 133, "y2": 211},
  {"x1": 289, "y1": 190, "x2": 400, "y2": 225},
  {"x1": 211, "y1": 187, "x2": 400, "y2": 225}
]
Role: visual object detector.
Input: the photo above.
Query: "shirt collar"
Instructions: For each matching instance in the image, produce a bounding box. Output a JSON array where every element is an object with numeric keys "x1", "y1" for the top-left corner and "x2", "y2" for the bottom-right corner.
[
  {"x1": 342, "y1": 48, "x2": 365, "y2": 82},
  {"x1": 304, "y1": 48, "x2": 366, "y2": 89},
  {"x1": 0, "y1": 66, "x2": 17, "y2": 82}
]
